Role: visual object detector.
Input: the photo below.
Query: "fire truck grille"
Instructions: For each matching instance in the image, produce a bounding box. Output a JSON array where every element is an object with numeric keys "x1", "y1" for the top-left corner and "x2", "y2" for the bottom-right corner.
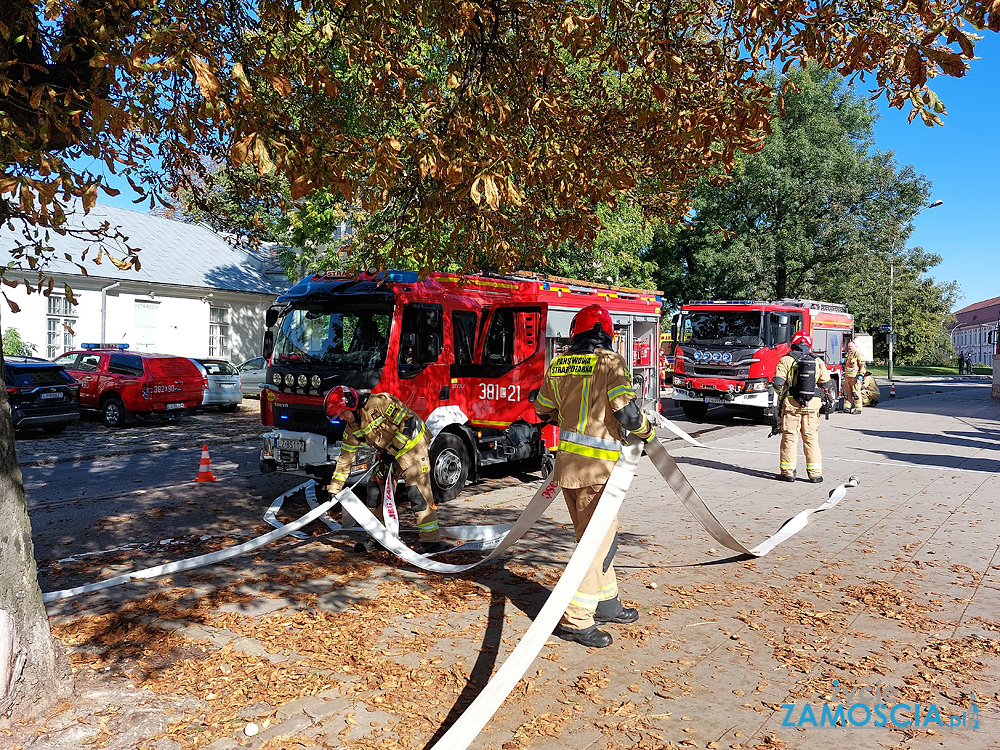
[
  {"x1": 691, "y1": 366, "x2": 741, "y2": 377},
  {"x1": 272, "y1": 404, "x2": 345, "y2": 441}
]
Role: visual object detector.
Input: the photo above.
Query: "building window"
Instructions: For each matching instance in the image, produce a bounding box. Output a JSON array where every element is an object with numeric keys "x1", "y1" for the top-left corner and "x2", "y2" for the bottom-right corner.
[
  {"x1": 134, "y1": 300, "x2": 159, "y2": 351},
  {"x1": 209, "y1": 306, "x2": 230, "y2": 358},
  {"x1": 46, "y1": 295, "x2": 76, "y2": 359}
]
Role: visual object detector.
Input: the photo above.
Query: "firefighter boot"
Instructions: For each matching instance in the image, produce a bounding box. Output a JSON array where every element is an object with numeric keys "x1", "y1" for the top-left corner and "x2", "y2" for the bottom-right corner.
[
  {"x1": 415, "y1": 540, "x2": 445, "y2": 555},
  {"x1": 595, "y1": 597, "x2": 640, "y2": 624},
  {"x1": 353, "y1": 537, "x2": 379, "y2": 553},
  {"x1": 556, "y1": 624, "x2": 613, "y2": 648}
]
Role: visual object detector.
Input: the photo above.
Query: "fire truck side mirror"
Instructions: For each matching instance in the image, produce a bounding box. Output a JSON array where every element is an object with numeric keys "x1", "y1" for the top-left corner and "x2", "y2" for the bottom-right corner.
[
  {"x1": 417, "y1": 333, "x2": 442, "y2": 363},
  {"x1": 265, "y1": 307, "x2": 280, "y2": 328},
  {"x1": 775, "y1": 314, "x2": 790, "y2": 344},
  {"x1": 261, "y1": 330, "x2": 274, "y2": 360}
]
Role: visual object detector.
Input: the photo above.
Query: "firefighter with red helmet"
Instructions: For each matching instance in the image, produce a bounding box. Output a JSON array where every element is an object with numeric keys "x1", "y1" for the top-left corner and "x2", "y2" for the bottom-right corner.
[
  {"x1": 324, "y1": 386, "x2": 443, "y2": 554},
  {"x1": 533, "y1": 304, "x2": 656, "y2": 648},
  {"x1": 772, "y1": 331, "x2": 832, "y2": 483}
]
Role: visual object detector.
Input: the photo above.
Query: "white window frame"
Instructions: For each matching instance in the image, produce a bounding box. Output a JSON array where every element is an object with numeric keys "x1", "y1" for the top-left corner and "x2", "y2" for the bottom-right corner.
[
  {"x1": 209, "y1": 305, "x2": 231, "y2": 358},
  {"x1": 46, "y1": 295, "x2": 77, "y2": 359}
]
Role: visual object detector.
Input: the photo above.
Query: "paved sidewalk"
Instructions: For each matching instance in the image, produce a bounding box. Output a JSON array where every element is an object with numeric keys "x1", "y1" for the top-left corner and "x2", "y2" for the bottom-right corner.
[{"x1": 14, "y1": 384, "x2": 1000, "y2": 750}]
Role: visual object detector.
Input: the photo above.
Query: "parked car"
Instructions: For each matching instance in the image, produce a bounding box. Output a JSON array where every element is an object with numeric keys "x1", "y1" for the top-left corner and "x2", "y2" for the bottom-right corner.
[
  {"x1": 237, "y1": 357, "x2": 267, "y2": 398},
  {"x1": 54, "y1": 344, "x2": 203, "y2": 427},
  {"x1": 4, "y1": 356, "x2": 81, "y2": 434},
  {"x1": 191, "y1": 358, "x2": 242, "y2": 411}
]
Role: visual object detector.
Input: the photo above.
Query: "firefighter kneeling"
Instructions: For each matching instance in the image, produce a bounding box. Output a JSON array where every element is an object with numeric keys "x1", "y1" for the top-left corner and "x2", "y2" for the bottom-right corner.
[
  {"x1": 772, "y1": 332, "x2": 834, "y2": 483},
  {"x1": 324, "y1": 386, "x2": 444, "y2": 555},
  {"x1": 534, "y1": 304, "x2": 655, "y2": 648}
]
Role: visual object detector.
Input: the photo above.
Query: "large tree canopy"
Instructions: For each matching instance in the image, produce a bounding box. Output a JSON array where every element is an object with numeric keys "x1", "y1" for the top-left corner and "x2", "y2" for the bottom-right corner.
[
  {"x1": 2, "y1": 0, "x2": 998, "y2": 720},
  {"x1": 4, "y1": 0, "x2": 998, "y2": 278}
]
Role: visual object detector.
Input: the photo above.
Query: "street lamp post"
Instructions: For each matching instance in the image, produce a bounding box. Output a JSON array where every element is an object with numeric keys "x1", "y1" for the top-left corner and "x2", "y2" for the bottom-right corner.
[{"x1": 888, "y1": 199, "x2": 943, "y2": 383}]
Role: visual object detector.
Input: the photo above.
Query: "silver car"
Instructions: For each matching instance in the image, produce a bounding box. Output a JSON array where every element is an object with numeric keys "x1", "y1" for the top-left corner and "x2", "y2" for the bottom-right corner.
[
  {"x1": 237, "y1": 357, "x2": 267, "y2": 398},
  {"x1": 191, "y1": 359, "x2": 242, "y2": 411}
]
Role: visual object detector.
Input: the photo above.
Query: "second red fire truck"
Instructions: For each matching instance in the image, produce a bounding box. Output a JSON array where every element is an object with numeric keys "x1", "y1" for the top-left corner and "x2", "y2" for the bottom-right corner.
[
  {"x1": 257, "y1": 270, "x2": 663, "y2": 502},
  {"x1": 669, "y1": 299, "x2": 855, "y2": 420}
]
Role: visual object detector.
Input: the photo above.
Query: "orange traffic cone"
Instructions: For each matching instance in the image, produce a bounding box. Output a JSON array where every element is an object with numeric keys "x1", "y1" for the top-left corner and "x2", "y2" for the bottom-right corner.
[
  {"x1": 890, "y1": 384, "x2": 896, "y2": 398},
  {"x1": 195, "y1": 444, "x2": 218, "y2": 482}
]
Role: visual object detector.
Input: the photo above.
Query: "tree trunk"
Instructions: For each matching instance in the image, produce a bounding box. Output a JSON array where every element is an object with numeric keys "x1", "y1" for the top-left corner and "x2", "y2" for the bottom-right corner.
[{"x1": 0, "y1": 342, "x2": 73, "y2": 723}]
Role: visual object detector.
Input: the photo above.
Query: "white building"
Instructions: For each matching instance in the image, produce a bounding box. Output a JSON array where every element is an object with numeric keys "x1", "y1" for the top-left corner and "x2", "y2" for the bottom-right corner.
[
  {"x1": 1, "y1": 204, "x2": 290, "y2": 364},
  {"x1": 948, "y1": 295, "x2": 1000, "y2": 368}
]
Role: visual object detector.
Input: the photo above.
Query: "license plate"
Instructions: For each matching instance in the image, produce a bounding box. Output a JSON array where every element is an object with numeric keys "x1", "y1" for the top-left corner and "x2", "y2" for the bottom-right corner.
[
  {"x1": 40, "y1": 392, "x2": 63, "y2": 400},
  {"x1": 221, "y1": 383, "x2": 235, "y2": 389},
  {"x1": 703, "y1": 396, "x2": 728, "y2": 404},
  {"x1": 277, "y1": 438, "x2": 306, "y2": 451},
  {"x1": 166, "y1": 402, "x2": 185, "y2": 410}
]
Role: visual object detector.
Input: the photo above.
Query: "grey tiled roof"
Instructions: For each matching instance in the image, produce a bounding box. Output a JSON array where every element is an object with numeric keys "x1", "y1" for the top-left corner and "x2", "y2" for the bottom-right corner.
[{"x1": 1, "y1": 203, "x2": 290, "y2": 296}]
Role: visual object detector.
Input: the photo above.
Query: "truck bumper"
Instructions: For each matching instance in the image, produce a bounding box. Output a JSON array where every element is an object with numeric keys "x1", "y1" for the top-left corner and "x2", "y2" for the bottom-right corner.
[
  {"x1": 671, "y1": 388, "x2": 769, "y2": 408},
  {"x1": 260, "y1": 430, "x2": 377, "y2": 483}
]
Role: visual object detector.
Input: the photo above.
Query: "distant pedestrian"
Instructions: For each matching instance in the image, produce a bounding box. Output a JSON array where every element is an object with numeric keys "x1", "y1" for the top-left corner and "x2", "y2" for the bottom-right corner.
[{"x1": 957, "y1": 351, "x2": 966, "y2": 375}]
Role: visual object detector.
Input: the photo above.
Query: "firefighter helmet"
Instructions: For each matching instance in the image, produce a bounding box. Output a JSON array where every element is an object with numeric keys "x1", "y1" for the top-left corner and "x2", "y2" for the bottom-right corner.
[
  {"x1": 791, "y1": 331, "x2": 813, "y2": 349},
  {"x1": 324, "y1": 385, "x2": 360, "y2": 417},
  {"x1": 570, "y1": 304, "x2": 614, "y2": 338}
]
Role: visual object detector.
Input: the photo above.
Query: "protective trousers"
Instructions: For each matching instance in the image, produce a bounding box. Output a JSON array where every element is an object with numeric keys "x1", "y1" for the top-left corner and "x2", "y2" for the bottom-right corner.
[
  {"x1": 369, "y1": 435, "x2": 441, "y2": 542},
  {"x1": 843, "y1": 374, "x2": 862, "y2": 412},
  {"x1": 561, "y1": 483, "x2": 619, "y2": 630},
  {"x1": 779, "y1": 399, "x2": 823, "y2": 479}
]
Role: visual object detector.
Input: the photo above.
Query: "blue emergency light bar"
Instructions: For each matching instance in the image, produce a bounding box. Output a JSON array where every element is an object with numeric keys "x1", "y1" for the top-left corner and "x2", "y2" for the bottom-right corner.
[
  {"x1": 687, "y1": 300, "x2": 760, "y2": 306},
  {"x1": 385, "y1": 270, "x2": 418, "y2": 283},
  {"x1": 81, "y1": 343, "x2": 130, "y2": 350}
]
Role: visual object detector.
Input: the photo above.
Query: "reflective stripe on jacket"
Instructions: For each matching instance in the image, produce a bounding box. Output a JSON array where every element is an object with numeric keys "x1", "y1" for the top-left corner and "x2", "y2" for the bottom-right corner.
[{"x1": 534, "y1": 347, "x2": 640, "y2": 489}]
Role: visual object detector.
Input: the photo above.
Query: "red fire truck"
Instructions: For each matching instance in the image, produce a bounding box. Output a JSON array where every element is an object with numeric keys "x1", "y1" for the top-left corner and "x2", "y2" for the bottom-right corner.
[
  {"x1": 669, "y1": 299, "x2": 854, "y2": 420},
  {"x1": 257, "y1": 270, "x2": 663, "y2": 501}
]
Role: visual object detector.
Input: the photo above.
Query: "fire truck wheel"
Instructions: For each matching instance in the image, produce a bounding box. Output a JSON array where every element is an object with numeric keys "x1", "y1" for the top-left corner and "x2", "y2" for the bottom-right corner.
[
  {"x1": 429, "y1": 433, "x2": 469, "y2": 503},
  {"x1": 681, "y1": 402, "x2": 708, "y2": 421},
  {"x1": 101, "y1": 395, "x2": 130, "y2": 428}
]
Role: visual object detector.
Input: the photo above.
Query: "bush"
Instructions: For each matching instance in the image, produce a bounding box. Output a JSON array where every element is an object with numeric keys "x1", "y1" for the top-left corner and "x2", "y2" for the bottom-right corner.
[{"x1": 2, "y1": 328, "x2": 38, "y2": 357}]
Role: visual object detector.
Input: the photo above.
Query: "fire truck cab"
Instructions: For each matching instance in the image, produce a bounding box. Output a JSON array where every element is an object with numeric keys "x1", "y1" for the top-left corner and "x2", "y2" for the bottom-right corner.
[
  {"x1": 257, "y1": 270, "x2": 663, "y2": 502},
  {"x1": 670, "y1": 299, "x2": 854, "y2": 420}
]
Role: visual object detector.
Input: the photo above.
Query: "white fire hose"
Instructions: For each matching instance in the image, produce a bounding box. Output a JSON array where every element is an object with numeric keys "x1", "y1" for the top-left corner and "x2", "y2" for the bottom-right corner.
[{"x1": 43, "y1": 418, "x2": 859, "y2": 750}]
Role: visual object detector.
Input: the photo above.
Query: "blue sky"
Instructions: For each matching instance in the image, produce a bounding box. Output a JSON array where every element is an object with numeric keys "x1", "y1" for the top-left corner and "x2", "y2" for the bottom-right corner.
[{"x1": 870, "y1": 32, "x2": 1000, "y2": 311}]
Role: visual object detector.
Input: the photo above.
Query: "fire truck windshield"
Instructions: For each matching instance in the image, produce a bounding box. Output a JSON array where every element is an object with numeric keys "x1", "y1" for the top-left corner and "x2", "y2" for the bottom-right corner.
[
  {"x1": 680, "y1": 310, "x2": 764, "y2": 347},
  {"x1": 273, "y1": 305, "x2": 393, "y2": 369}
]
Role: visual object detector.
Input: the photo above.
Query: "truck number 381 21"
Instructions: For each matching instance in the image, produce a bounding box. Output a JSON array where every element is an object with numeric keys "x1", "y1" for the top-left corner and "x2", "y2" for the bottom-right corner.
[{"x1": 479, "y1": 383, "x2": 522, "y2": 402}]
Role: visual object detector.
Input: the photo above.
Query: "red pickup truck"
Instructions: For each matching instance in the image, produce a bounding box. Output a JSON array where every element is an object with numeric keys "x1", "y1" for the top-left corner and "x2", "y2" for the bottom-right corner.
[{"x1": 54, "y1": 344, "x2": 203, "y2": 427}]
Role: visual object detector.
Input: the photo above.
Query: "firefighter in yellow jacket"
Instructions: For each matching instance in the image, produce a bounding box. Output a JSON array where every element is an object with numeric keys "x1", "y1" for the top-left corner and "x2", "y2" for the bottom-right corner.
[
  {"x1": 324, "y1": 386, "x2": 443, "y2": 554},
  {"x1": 534, "y1": 304, "x2": 656, "y2": 648},
  {"x1": 842, "y1": 339, "x2": 866, "y2": 414},
  {"x1": 774, "y1": 331, "x2": 832, "y2": 483}
]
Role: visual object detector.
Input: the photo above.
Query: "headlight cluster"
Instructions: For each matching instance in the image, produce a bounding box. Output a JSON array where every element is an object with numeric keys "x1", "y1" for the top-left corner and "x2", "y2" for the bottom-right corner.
[
  {"x1": 746, "y1": 382, "x2": 768, "y2": 392},
  {"x1": 270, "y1": 372, "x2": 324, "y2": 391},
  {"x1": 692, "y1": 350, "x2": 734, "y2": 364}
]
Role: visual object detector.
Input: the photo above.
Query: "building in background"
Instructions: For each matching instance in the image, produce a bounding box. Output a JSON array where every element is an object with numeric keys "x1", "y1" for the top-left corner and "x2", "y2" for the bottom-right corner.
[
  {"x1": 948, "y1": 295, "x2": 1000, "y2": 368},
  {"x1": 1, "y1": 204, "x2": 290, "y2": 364}
]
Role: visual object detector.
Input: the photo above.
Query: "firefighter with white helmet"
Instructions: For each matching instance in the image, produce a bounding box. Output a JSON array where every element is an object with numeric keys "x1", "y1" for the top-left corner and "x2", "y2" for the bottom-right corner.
[
  {"x1": 534, "y1": 304, "x2": 656, "y2": 648},
  {"x1": 324, "y1": 386, "x2": 443, "y2": 554},
  {"x1": 842, "y1": 339, "x2": 866, "y2": 414},
  {"x1": 773, "y1": 331, "x2": 833, "y2": 483}
]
